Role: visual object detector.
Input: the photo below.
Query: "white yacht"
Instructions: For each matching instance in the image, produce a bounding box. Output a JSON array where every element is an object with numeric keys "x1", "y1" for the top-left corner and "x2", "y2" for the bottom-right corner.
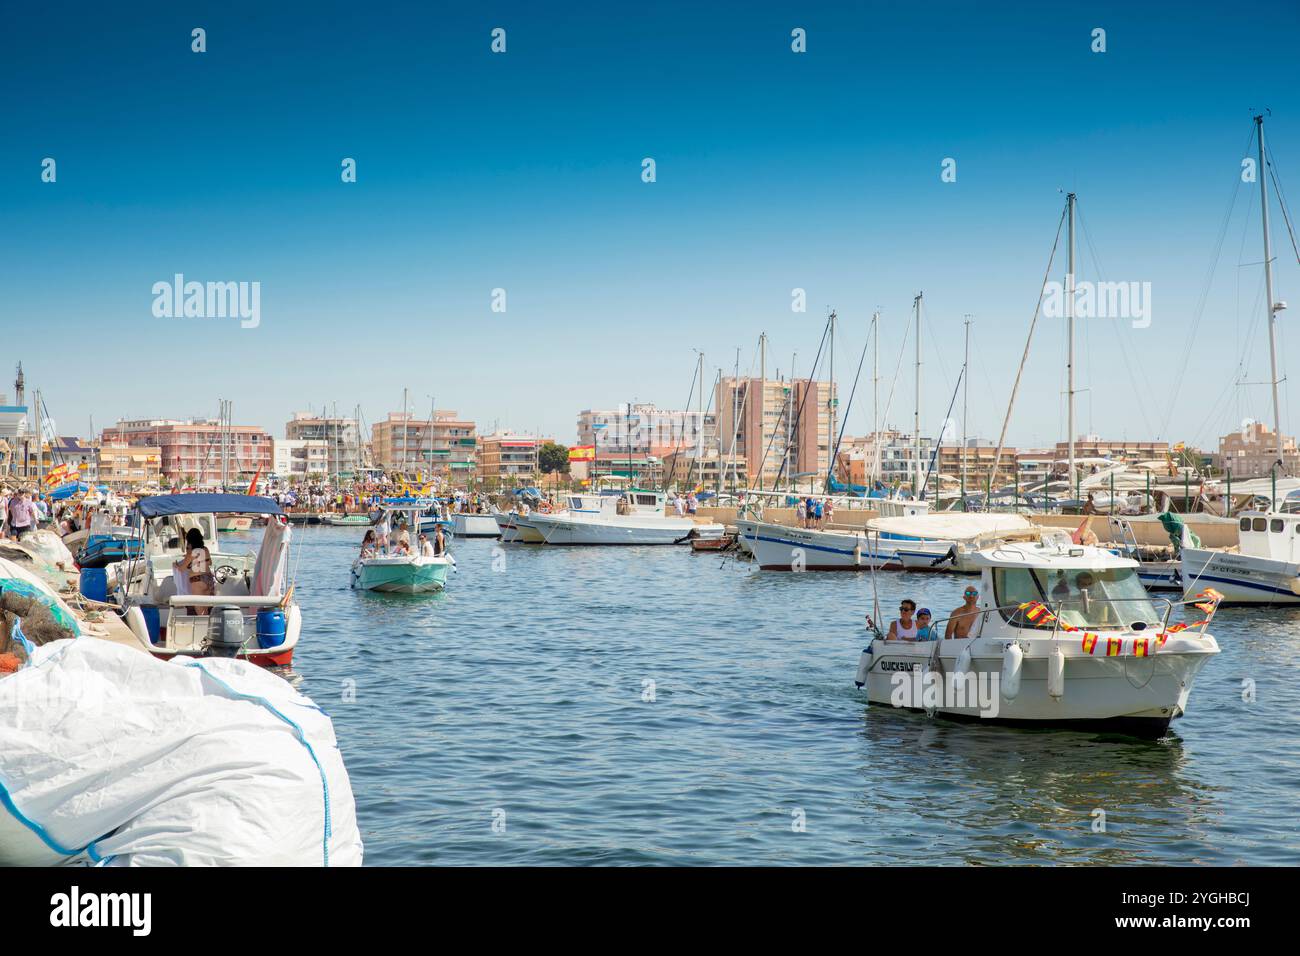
[
  {"x1": 855, "y1": 535, "x2": 1221, "y2": 739},
  {"x1": 526, "y1": 489, "x2": 712, "y2": 545}
]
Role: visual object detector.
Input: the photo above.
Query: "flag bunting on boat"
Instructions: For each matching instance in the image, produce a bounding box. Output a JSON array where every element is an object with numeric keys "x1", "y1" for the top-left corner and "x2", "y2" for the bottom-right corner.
[{"x1": 1015, "y1": 587, "x2": 1223, "y2": 656}]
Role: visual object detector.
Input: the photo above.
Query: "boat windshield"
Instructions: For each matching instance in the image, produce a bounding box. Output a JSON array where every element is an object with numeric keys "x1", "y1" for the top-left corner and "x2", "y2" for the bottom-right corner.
[{"x1": 993, "y1": 565, "x2": 1158, "y2": 630}]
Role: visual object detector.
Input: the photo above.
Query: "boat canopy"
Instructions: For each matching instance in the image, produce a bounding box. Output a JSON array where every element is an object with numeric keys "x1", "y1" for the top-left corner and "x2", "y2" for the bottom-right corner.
[
  {"x1": 866, "y1": 512, "x2": 1034, "y2": 541},
  {"x1": 136, "y1": 493, "x2": 284, "y2": 518}
]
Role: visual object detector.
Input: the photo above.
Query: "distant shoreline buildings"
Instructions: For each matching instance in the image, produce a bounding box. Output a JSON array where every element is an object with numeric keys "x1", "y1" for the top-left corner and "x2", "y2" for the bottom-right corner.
[{"x1": 0, "y1": 363, "x2": 1294, "y2": 492}]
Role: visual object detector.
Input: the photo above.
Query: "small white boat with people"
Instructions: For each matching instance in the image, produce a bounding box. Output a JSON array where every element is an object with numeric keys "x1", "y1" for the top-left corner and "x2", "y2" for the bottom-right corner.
[
  {"x1": 110, "y1": 493, "x2": 301, "y2": 668},
  {"x1": 525, "y1": 488, "x2": 718, "y2": 546},
  {"x1": 352, "y1": 497, "x2": 453, "y2": 593},
  {"x1": 853, "y1": 534, "x2": 1222, "y2": 739}
]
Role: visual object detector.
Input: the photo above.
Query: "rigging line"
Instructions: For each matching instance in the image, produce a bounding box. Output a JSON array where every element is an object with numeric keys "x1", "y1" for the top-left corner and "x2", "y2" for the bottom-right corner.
[
  {"x1": 829, "y1": 321, "x2": 872, "y2": 491},
  {"x1": 990, "y1": 201, "x2": 1068, "y2": 484},
  {"x1": 1265, "y1": 143, "x2": 1300, "y2": 265},
  {"x1": 1076, "y1": 207, "x2": 1156, "y2": 438},
  {"x1": 1157, "y1": 123, "x2": 1258, "y2": 439},
  {"x1": 920, "y1": 366, "x2": 964, "y2": 500},
  {"x1": 878, "y1": 307, "x2": 912, "y2": 436},
  {"x1": 660, "y1": 358, "x2": 700, "y2": 491},
  {"x1": 771, "y1": 318, "x2": 834, "y2": 491},
  {"x1": 756, "y1": 320, "x2": 830, "y2": 491}
]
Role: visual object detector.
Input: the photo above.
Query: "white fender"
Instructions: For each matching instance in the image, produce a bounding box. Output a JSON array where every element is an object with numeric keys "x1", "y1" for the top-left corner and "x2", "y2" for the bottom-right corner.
[
  {"x1": 1047, "y1": 644, "x2": 1065, "y2": 699},
  {"x1": 956, "y1": 643, "x2": 974, "y2": 676},
  {"x1": 854, "y1": 647, "x2": 873, "y2": 688},
  {"x1": 1000, "y1": 642, "x2": 1023, "y2": 701}
]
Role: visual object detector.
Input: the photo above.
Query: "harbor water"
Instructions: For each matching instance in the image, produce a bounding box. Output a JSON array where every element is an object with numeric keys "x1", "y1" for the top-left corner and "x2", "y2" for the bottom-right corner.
[{"x1": 263, "y1": 525, "x2": 1300, "y2": 865}]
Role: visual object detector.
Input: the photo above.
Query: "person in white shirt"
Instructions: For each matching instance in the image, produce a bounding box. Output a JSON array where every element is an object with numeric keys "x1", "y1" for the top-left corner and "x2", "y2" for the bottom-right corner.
[
  {"x1": 418, "y1": 533, "x2": 435, "y2": 557},
  {"x1": 673, "y1": 495, "x2": 686, "y2": 517}
]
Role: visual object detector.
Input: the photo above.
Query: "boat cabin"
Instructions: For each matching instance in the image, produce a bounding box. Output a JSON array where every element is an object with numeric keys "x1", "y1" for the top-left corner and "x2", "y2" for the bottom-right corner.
[
  {"x1": 969, "y1": 537, "x2": 1164, "y2": 634},
  {"x1": 1235, "y1": 511, "x2": 1300, "y2": 562}
]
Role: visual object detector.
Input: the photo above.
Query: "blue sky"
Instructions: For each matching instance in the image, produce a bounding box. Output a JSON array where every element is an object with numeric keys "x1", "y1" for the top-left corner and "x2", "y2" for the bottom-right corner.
[{"x1": 2, "y1": 0, "x2": 1298, "y2": 451}]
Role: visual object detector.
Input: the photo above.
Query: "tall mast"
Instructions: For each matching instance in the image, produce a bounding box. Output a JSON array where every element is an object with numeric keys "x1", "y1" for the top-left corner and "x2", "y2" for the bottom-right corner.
[
  {"x1": 729, "y1": 347, "x2": 739, "y2": 494},
  {"x1": 401, "y1": 388, "x2": 409, "y2": 474},
  {"x1": 962, "y1": 315, "x2": 971, "y2": 504},
  {"x1": 34, "y1": 388, "x2": 41, "y2": 483},
  {"x1": 758, "y1": 332, "x2": 767, "y2": 491},
  {"x1": 914, "y1": 293, "x2": 922, "y2": 497},
  {"x1": 1066, "y1": 192, "x2": 1077, "y2": 497},
  {"x1": 696, "y1": 351, "x2": 704, "y2": 489},
  {"x1": 872, "y1": 310, "x2": 880, "y2": 487},
  {"x1": 827, "y1": 309, "x2": 836, "y2": 491},
  {"x1": 1257, "y1": 115, "x2": 1285, "y2": 484}
]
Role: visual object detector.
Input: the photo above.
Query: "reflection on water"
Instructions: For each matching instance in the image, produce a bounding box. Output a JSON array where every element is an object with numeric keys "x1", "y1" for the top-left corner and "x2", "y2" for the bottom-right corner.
[{"x1": 268, "y1": 528, "x2": 1299, "y2": 865}]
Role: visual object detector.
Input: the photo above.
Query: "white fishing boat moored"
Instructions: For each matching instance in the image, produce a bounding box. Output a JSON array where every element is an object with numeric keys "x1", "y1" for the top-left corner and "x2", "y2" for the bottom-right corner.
[
  {"x1": 451, "y1": 511, "x2": 502, "y2": 538},
  {"x1": 854, "y1": 536, "x2": 1221, "y2": 739},
  {"x1": 526, "y1": 489, "x2": 711, "y2": 545},
  {"x1": 740, "y1": 510, "x2": 1038, "y2": 572},
  {"x1": 1181, "y1": 512, "x2": 1300, "y2": 605}
]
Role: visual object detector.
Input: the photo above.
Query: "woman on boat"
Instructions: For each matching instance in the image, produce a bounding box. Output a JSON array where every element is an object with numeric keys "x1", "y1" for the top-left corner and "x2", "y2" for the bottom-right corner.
[
  {"x1": 433, "y1": 525, "x2": 446, "y2": 556},
  {"x1": 360, "y1": 529, "x2": 377, "y2": 558},
  {"x1": 178, "y1": 528, "x2": 215, "y2": 615}
]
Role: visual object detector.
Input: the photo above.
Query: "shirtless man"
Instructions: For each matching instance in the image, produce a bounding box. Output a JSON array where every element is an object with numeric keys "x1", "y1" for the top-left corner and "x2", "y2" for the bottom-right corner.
[{"x1": 944, "y1": 585, "x2": 982, "y2": 639}]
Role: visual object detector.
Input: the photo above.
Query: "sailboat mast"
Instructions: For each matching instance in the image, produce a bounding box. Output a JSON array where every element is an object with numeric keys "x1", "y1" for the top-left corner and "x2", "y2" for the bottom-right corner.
[
  {"x1": 872, "y1": 310, "x2": 880, "y2": 487},
  {"x1": 758, "y1": 332, "x2": 767, "y2": 492},
  {"x1": 1257, "y1": 115, "x2": 1284, "y2": 481},
  {"x1": 1066, "y1": 192, "x2": 1077, "y2": 497},
  {"x1": 828, "y1": 309, "x2": 835, "y2": 491},
  {"x1": 962, "y1": 315, "x2": 971, "y2": 503},
  {"x1": 914, "y1": 293, "x2": 922, "y2": 497}
]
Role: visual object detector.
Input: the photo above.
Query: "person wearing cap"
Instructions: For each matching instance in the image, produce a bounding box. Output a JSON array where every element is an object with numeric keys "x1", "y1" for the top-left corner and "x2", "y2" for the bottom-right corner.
[
  {"x1": 945, "y1": 585, "x2": 983, "y2": 639},
  {"x1": 915, "y1": 608, "x2": 938, "y2": 641}
]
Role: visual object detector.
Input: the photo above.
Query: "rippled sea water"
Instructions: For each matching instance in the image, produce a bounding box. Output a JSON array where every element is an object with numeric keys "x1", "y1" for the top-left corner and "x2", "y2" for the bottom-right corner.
[{"x1": 251, "y1": 525, "x2": 1300, "y2": 865}]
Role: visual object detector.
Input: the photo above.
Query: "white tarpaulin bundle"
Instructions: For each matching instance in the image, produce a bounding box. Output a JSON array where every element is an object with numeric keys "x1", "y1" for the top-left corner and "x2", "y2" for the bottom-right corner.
[{"x1": 0, "y1": 638, "x2": 362, "y2": 866}]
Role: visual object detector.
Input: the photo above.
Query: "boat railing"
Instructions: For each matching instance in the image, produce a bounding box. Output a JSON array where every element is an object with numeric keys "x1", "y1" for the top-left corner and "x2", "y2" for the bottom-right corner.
[{"x1": 873, "y1": 596, "x2": 1176, "y2": 643}]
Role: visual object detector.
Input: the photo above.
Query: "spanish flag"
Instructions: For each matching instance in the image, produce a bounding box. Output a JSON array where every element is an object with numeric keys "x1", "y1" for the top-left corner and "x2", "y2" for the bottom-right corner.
[
  {"x1": 1134, "y1": 638, "x2": 1150, "y2": 658},
  {"x1": 1081, "y1": 634, "x2": 1098, "y2": 654},
  {"x1": 568, "y1": 445, "x2": 596, "y2": 462},
  {"x1": 1106, "y1": 637, "x2": 1122, "y2": 657}
]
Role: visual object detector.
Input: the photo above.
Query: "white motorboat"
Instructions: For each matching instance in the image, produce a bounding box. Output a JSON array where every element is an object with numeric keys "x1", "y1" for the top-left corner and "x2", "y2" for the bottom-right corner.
[
  {"x1": 113, "y1": 494, "x2": 301, "y2": 668},
  {"x1": 740, "y1": 510, "x2": 1038, "y2": 572},
  {"x1": 451, "y1": 511, "x2": 502, "y2": 538},
  {"x1": 854, "y1": 536, "x2": 1221, "y2": 739},
  {"x1": 526, "y1": 489, "x2": 710, "y2": 545}
]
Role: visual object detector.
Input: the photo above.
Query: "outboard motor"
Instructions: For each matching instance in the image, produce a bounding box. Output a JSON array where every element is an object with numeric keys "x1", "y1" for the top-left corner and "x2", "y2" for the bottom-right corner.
[{"x1": 206, "y1": 606, "x2": 246, "y2": 658}]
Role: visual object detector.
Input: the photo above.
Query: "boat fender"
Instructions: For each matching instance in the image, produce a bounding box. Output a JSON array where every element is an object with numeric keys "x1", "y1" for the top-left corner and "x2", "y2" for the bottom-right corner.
[
  {"x1": 955, "y1": 643, "x2": 973, "y2": 676},
  {"x1": 1000, "y1": 642, "x2": 1023, "y2": 701},
  {"x1": 854, "y1": 647, "x2": 873, "y2": 688},
  {"x1": 1047, "y1": 644, "x2": 1065, "y2": 700}
]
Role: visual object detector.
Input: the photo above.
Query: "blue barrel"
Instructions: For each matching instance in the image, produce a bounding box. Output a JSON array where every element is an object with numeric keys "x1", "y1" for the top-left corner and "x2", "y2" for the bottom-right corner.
[
  {"x1": 79, "y1": 567, "x2": 108, "y2": 603},
  {"x1": 140, "y1": 606, "x2": 162, "y2": 645},
  {"x1": 256, "y1": 609, "x2": 287, "y2": 649}
]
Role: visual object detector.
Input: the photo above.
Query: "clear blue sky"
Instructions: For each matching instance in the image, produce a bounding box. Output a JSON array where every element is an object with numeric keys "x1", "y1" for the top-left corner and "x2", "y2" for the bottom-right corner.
[{"x1": 2, "y1": 0, "x2": 1298, "y2": 451}]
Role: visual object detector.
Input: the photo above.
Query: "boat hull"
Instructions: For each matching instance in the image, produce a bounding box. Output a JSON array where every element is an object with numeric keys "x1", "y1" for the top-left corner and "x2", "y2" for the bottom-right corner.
[
  {"x1": 861, "y1": 633, "x2": 1217, "y2": 739},
  {"x1": 351, "y1": 556, "x2": 450, "y2": 592},
  {"x1": 528, "y1": 512, "x2": 698, "y2": 545},
  {"x1": 1180, "y1": 547, "x2": 1300, "y2": 605},
  {"x1": 738, "y1": 520, "x2": 901, "y2": 570},
  {"x1": 452, "y1": 513, "x2": 501, "y2": 538}
]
